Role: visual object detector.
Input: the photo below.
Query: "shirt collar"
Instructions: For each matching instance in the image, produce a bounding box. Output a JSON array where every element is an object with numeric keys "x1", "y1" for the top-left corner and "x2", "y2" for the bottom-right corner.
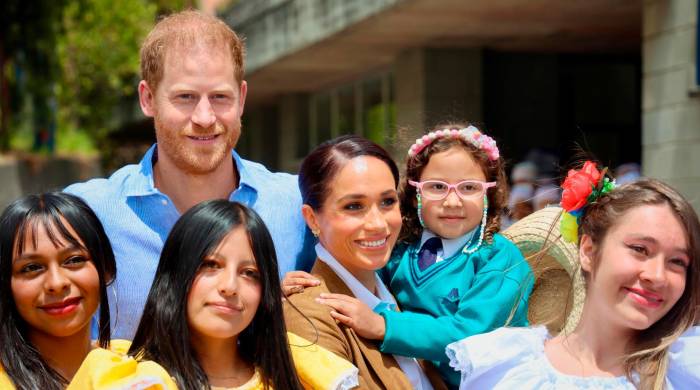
[
  {"x1": 315, "y1": 244, "x2": 396, "y2": 309},
  {"x1": 124, "y1": 144, "x2": 259, "y2": 197},
  {"x1": 420, "y1": 226, "x2": 477, "y2": 259},
  {"x1": 232, "y1": 149, "x2": 259, "y2": 194},
  {"x1": 123, "y1": 144, "x2": 159, "y2": 197}
]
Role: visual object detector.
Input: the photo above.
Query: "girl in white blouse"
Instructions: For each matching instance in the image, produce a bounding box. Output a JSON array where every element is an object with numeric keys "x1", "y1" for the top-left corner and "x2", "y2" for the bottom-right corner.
[{"x1": 448, "y1": 173, "x2": 700, "y2": 390}]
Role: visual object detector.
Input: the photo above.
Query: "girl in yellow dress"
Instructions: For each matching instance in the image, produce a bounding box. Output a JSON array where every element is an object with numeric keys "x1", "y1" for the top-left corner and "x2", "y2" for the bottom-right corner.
[
  {"x1": 0, "y1": 192, "x2": 116, "y2": 389},
  {"x1": 126, "y1": 200, "x2": 358, "y2": 389}
]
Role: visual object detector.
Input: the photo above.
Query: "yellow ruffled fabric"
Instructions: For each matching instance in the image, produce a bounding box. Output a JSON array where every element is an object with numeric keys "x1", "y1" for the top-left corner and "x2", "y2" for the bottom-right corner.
[
  {"x1": 0, "y1": 366, "x2": 14, "y2": 389},
  {"x1": 62, "y1": 333, "x2": 358, "y2": 390},
  {"x1": 67, "y1": 339, "x2": 177, "y2": 390},
  {"x1": 288, "y1": 332, "x2": 359, "y2": 390}
]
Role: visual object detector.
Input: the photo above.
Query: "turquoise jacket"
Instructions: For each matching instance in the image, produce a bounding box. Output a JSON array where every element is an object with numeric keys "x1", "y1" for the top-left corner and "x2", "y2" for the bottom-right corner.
[{"x1": 377, "y1": 233, "x2": 534, "y2": 388}]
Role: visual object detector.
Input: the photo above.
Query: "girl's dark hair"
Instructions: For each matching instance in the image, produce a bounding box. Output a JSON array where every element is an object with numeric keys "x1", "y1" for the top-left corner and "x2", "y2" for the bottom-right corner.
[
  {"x1": 576, "y1": 178, "x2": 700, "y2": 389},
  {"x1": 129, "y1": 200, "x2": 302, "y2": 390},
  {"x1": 0, "y1": 192, "x2": 116, "y2": 390},
  {"x1": 400, "y1": 123, "x2": 508, "y2": 243},
  {"x1": 299, "y1": 135, "x2": 400, "y2": 210}
]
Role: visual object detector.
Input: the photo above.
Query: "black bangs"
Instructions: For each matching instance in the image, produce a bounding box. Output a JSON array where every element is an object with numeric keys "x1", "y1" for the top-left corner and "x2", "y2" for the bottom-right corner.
[
  {"x1": 14, "y1": 210, "x2": 86, "y2": 258},
  {"x1": 0, "y1": 192, "x2": 115, "y2": 390}
]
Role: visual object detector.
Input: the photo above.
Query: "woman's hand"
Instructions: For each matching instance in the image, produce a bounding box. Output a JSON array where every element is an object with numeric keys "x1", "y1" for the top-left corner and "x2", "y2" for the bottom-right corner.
[
  {"x1": 316, "y1": 293, "x2": 386, "y2": 340},
  {"x1": 282, "y1": 271, "x2": 320, "y2": 296}
]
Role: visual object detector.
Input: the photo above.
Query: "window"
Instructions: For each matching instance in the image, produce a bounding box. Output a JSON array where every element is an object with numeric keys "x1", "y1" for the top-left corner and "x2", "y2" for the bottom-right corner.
[{"x1": 308, "y1": 72, "x2": 395, "y2": 150}]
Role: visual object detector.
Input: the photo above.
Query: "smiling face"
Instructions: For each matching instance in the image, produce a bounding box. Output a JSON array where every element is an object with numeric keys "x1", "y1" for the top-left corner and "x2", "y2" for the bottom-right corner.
[
  {"x1": 187, "y1": 226, "x2": 262, "y2": 344},
  {"x1": 10, "y1": 220, "x2": 100, "y2": 340},
  {"x1": 139, "y1": 44, "x2": 247, "y2": 175},
  {"x1": 305, "y1": 156, "x2": 401, "y2": 274},
  {"x1": 580, "y1": 204, "x2": 689, "y2": 333},
  {"x1": 418, "y1": 147, "x2": 487, "y2": 239}
]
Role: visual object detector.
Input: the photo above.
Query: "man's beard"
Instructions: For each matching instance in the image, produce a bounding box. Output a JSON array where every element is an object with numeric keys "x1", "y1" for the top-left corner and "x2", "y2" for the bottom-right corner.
[{"x1": 154, "y1": 116, "x2": 240, "y2": 176}]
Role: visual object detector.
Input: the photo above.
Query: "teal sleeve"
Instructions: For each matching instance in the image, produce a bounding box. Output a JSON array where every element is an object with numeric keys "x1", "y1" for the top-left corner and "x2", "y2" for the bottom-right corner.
[{"x1": 379, "y1": 242, "x2": 534, "y2": 362}]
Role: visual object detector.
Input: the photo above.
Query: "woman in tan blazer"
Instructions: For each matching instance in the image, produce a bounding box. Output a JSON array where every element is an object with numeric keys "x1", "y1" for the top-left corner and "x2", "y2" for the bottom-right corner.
[{"x1": 284, "y1": 135, "x2": 446, "y2": 390}]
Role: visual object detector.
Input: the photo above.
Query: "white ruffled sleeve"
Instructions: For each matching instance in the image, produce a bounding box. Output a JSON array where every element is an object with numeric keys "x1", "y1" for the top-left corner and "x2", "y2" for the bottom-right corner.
[
  {"x1": 446, "y1": 326, "x2": 548, "y2": 390},
  {"x1": 667, "y1": 326, "x2": 700, "y2": 389}
]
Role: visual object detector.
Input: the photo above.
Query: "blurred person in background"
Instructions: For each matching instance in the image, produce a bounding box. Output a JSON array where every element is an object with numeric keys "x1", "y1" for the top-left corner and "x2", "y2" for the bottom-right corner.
[
  {"x1": 533, "y1": 184, "x2": 561, "y2": 211},
  {"x1": 503, "y1": 184, "x2": 535, "y2": 229},
  {"x1": 503, "y1": 161, "x2": 538, "y2": 228},
  {"x1": 615, "y1": 162, "x2": 641, "y2": 185}
]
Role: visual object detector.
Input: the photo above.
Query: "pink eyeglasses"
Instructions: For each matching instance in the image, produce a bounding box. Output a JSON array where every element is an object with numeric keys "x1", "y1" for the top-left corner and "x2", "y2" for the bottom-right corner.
[{"x1": 409, "y1": 180, "x2": 496, "y2": 200}]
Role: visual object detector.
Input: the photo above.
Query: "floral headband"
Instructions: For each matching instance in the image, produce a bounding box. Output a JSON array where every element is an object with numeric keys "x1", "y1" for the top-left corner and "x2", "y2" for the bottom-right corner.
[
  {"x1": 560, "y1": 161, "x2": 616, "y2": 243},
  {"x1": 407, "y1": 125, "x2": 500, "y2": 161}
]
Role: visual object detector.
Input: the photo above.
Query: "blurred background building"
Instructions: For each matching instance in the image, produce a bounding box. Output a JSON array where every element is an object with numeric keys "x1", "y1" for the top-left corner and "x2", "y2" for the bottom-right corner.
[
  {"x1": 224, "y1": 0, "x2": 699, "y2": 209},
  {"x1": 1, "y1": 0, "x2": 699, "y2": 211}
]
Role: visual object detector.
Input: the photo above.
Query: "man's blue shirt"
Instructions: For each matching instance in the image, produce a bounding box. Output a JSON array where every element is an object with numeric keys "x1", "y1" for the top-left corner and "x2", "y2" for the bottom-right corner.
[{"x1": 65, "y1": 145, "x2": 315, "y2": 339}]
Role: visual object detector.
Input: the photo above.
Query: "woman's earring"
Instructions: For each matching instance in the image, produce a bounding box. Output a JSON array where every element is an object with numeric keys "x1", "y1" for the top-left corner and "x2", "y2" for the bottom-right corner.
[
  {"x1": 312, "y1": 229, "x2": 320, "y2": 238},
  {"x1": 417, "y1": 193, "x2": 425, "y2": 228}
]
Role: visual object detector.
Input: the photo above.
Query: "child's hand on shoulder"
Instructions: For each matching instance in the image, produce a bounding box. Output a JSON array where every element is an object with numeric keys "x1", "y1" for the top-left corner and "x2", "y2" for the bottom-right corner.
[
  {"x1": 316, "y1": 293, "x2": 386, "y2": 340},
  {"x1": 282, "y1": 271, "x2": 320, "y2": 297}
]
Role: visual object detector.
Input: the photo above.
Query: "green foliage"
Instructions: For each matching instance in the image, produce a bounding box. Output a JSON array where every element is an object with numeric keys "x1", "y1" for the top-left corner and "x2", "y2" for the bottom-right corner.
[
  {"x1": 364, "y1": 102, "x2": 396, "y2": 146},
  {"x1": 56, "y1": 0, "x2": 157, "y2": 142},
  {"x1": 56, "y1": 128, "x2": 98, "y2": 155},
  {"x1": 1, "y1": 0, "x2": 66, "y2": 151},
  {"x1": 152, "y1": 0, "x2": 191, "y2": 13},
  {"x1": 2, "y1": 0, "x2": 198, "y2": 156}
]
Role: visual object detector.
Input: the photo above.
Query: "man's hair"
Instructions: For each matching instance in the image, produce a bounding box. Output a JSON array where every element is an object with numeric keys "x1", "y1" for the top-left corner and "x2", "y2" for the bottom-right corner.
[{"x1": 140, "y1": 10, "x2": 245, "y2": 91}]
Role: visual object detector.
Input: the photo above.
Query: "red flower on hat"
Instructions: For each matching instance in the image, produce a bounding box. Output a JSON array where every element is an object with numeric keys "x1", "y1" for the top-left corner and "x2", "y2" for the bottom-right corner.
[{"x1": 561, "y1": 161, "x2": 602, "y2": 212}]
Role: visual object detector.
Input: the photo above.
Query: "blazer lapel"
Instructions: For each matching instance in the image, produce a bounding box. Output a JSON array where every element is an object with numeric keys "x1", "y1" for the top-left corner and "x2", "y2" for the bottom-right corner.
[{"x1": 312, "y1": 262, "x2": 414, "y2": 389}]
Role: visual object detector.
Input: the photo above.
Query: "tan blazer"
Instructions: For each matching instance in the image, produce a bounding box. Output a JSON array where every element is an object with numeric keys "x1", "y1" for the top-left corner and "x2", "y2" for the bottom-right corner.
[{"x1": 284, "y1": 260, "x2": 447, "y2": 390}]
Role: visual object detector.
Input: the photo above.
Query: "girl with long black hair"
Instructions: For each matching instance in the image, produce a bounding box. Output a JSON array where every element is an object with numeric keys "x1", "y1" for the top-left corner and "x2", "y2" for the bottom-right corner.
[
  {"x1": 129, "y1": 200, "x2": 316, "y2": 389},
  {"x1": 128, "y1": 200, "x2": 301, "y2": 389},
  {"x1": 0, "y1": 192, "x2": 116, "y2": 389}
]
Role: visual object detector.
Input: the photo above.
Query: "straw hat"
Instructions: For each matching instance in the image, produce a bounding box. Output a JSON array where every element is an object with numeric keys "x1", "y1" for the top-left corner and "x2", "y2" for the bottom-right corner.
[{"x1": 502, "y1": 206, "x2": 585, "y2": 334}]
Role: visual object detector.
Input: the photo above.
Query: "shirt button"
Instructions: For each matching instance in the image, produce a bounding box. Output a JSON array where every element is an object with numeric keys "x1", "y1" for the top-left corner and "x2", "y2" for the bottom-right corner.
[{"x1": 161, "y1": 199, "x2": 168, "y2": 205}]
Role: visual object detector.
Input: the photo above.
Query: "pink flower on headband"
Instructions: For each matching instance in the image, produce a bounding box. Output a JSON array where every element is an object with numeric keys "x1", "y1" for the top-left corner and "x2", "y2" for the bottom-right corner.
[
  {"x1": 479, "y1": 135, "x2": 500, "y2": 160},
  {"x1": 407, "y1": 126, "x2": 500, "y2": 161}
]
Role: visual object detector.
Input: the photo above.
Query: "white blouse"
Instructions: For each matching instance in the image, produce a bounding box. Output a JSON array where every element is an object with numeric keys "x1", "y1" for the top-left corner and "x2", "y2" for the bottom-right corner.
[{"x1": 446, "y1": 326, "x2": 700, "y2": 390}]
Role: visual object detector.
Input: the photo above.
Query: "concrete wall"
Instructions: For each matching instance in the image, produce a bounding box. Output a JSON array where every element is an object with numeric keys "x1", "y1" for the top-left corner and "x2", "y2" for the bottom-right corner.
[
  {"x1": 278, "y1": 93, "x2": 310, "y2": 172},
  {"x1": 225, "y1": 0, "x2": 403, "y2": 73},
  {"x1": 394, "y1": 48, "x2": 484, "y2": 154},
  {"x1": 643, "y1": 0, "x2": 700, "y2": 209},
  {"x1": 0, "y1": 156, "x2": 102, "y2": 210}
]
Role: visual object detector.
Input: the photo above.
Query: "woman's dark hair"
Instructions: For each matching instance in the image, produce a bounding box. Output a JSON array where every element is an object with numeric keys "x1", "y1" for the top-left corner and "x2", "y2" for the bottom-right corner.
[
  {"x1": 299, "y1": 135, "x2": 400, "y2": 210},
  {"x1": 0, "y1": 192, "x2": 116, "y2": 390},
  {"x1": 129, "y1": 200, "x2": 302, "y2": 390},
  {"x1": 399, "y1": 123, "x2": 508, "y2": 243}
]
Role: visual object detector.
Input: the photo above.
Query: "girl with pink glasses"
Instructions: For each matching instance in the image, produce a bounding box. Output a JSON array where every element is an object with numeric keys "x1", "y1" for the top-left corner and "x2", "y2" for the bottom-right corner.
[{"x1": 286, "y1": 124, "x2": 533, "y2": 388}]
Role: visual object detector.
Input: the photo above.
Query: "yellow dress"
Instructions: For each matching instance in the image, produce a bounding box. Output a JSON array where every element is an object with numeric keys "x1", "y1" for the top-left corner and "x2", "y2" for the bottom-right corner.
[
  {"x1": 67, "y1": 339, "x2": 177, "y2": 389},
  {"x1": 67, "y1": 334, "x2": 358, "y2": 390},
  {"x1": 0, "y1": 366, "x2": 14, "y2": 389},
  {"x1": 288, "y1": 332, "x2": 358, "y2": 390},
  {"x1": 210, "y1": 370, "x2": 263, "y2": 390},
  {"x1": 206, "y1": 333, "x2": 359, "y2": 389},
  {"x1": 0, "y1": 340, "x2": 175, "y2": 389}
]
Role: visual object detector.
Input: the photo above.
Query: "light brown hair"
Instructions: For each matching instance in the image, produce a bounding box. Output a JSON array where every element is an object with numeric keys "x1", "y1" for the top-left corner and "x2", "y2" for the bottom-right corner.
[
  {"x1": 578, "y1": 178, "x2": 700, "y2": 389},
  {"x1": 399, "y1": 123, "x2": 508, "y2": 243},
  {"x1": 140, "y1": 10, "x2": 245, "y2": 92}
]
